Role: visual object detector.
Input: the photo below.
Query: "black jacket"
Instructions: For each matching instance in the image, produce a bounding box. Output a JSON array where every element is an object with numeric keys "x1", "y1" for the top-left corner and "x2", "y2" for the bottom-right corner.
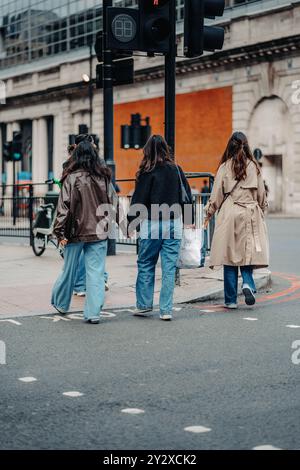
[{"x1": 128, "y1": 163, "x2": 194, "y2": 225}]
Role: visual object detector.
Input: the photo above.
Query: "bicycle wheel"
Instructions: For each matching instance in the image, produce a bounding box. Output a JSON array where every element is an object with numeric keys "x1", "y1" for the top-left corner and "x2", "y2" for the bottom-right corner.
[{"x1": 32, "y1": 234, "x2": 46, "y2": 256}]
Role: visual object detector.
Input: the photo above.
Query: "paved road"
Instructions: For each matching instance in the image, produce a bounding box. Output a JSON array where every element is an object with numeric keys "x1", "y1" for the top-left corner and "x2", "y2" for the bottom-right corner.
[{"x1": 0, "y1": 218, "x2": 299, "y2": 450}]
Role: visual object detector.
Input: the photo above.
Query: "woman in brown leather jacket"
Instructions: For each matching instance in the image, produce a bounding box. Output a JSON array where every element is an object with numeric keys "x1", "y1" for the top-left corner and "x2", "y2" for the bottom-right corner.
[{"x1": 51, "y1": 135, "x2": 111, "y2": 324}]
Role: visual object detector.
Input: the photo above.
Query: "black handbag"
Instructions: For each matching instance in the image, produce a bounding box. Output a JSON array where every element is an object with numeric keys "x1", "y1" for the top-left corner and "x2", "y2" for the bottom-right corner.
[{"x1": 176, "y1": 165, "x2": 191, "y2": 204}]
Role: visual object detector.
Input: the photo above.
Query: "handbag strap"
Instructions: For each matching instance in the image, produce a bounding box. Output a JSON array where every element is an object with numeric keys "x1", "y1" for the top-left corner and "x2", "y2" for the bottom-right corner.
[{"x1": 218, "y1": 179, "x2": 240, "y2": 213}]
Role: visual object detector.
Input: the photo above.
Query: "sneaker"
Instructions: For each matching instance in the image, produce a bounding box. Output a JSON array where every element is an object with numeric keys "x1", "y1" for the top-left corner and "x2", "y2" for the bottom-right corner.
[
  {"x1": 132, "y1": 307, "x2": 153, "y2": 316},
  {"x1": 85, "y1": 318, "x2": 100, "y2": 324},
  {"x1": 74, "y1": 291, "x2": 86, "y2": 297},
  {"x1": 105, "y1": 281, "x2": 109, "y2": 292},
  {"x1": 224, "y1": 303, "x2": 238, "y2": 309},
  {"x1": 160, "y1": 313, "x2": 173, "y2": 321},
  {"x1": 242, "y1": 284, "x2": 256, "y2": 306},
  {"x1": 52, "y1": 305, "x2": 67, "y2": 314}
]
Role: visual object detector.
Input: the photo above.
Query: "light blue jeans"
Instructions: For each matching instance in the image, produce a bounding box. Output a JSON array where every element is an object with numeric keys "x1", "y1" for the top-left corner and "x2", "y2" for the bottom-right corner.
[
  {"x1": 74, "y1": 252, "x2": 108, "y2": 293},
  {"x1": 136, "y1": 219, "x2": 182, "y2": 315},
  {"x1": 51, "y1": 240, "x2": 107, "y2": 320},
  {"x1": 224, "y1": 265, "x2": 257, "y2": 305}
]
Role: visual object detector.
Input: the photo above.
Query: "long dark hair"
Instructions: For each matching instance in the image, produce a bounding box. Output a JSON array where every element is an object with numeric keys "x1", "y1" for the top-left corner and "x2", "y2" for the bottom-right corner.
[
  {"x1": 220, "y1": 131, "x2": 260, "y2": 181},
  {"x1": 61, "y1": 134, "x2": 111, "y2": 182},
  {"x1": 136, "y1": 134, "x2": 174, "y2": 181}
]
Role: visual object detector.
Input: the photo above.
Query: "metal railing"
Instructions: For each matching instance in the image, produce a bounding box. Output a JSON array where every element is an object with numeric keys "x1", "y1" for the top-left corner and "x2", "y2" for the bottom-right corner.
[{"x1": 0, "y1": 173, "x2": 215, "y2": 252}]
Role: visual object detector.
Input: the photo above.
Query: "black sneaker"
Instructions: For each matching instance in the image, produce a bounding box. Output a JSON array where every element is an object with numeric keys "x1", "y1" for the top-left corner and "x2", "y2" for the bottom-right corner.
[{"x1": 242, "y1": 284, "x2": 256, "y2": 306}]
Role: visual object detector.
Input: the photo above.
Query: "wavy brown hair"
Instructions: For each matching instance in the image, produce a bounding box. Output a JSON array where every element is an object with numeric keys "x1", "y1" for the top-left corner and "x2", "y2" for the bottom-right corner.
[
  {"x1": 136, "y1": 134, "x2": 174, "y2": 181},
  {"x1": 220, "y1": 132, "x2": 260, "y2": 181},
  {"x1": 61, "y1": 134, "x2": 111, "y2": 183}
]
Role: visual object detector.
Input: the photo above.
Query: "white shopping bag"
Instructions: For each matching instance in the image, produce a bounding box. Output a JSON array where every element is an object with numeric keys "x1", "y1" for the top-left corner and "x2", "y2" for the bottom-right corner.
[{"x1": 177, "y1": 228, "x2": 202, "y2": 269}]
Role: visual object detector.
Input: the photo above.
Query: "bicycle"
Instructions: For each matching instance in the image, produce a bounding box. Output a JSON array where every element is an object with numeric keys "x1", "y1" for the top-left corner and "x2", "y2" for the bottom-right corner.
[{"x1": 31, "y1": 179, "x2": 62, "y2": 257}]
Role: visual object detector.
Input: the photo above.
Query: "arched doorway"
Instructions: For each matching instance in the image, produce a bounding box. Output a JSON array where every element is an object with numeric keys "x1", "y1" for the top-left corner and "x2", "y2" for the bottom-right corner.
[{"x1": 248, "y1": 96, "x2": 293, "y2": 213}]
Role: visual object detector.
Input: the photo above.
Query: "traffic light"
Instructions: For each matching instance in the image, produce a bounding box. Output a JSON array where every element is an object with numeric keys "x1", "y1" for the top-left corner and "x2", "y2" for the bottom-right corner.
[
  {"x1": 11, "y1": 132, "x2": 23, "y2": 161},
  {"x1": 106, "y1": 0, "x2": 173, "y2": 54},
  {"x1": 139, "y1": 0, "x2": 172, "y2": 53},
  {"x1": 3, "y1": 141, "x2": 12, "y2": 162},
  {"x1": 94, "y1": 31, "x2": 133, "y2": 62},
  {"x1": 121, "y1": 114, "x2": 151, "y2": 150},
  {"x1": 184, "y1": 0, "x2": 225, "y2": 58},
  {"x1": 96, "y1": 59, "x2": 134, "y2": 89}
]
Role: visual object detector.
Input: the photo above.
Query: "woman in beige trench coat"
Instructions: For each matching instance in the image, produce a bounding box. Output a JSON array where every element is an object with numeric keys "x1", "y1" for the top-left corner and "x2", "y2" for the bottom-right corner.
[{"x1": 204, "y1": 132, "x2": 269, "y2": 309}]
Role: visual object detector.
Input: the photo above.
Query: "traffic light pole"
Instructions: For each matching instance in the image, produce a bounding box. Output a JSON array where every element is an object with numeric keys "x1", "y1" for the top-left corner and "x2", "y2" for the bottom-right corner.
[
  {"x1": 103, "y1": 0, "x2": 116, "y2": 256},
  {"x1": 164, "y1": 0, "x2": 176, "y2": 157}
]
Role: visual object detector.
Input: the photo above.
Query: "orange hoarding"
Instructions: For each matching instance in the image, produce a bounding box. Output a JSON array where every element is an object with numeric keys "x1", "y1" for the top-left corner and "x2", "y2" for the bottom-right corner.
[{"x1": 114, "y1": 86, "x2": 232, "y2": 194}]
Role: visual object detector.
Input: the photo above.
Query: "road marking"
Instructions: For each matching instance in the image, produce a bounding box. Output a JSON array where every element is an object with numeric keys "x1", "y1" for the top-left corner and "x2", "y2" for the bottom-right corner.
[
  {"x1": 40, "y1": 315, "x2": 71, "y2": 322},
  {"x1": 198, "y1": 309, "x2": 217, "y2": 313},
  {"x1": 243, "y1": 317, "x2": 258, "y2": 321},
  {"x1": 0, "y1": 319, "x2": 22, "y2": 326},
  {"x1": 286, "y1": 324, "x2": 300, "y2": 329},
  {"x1": 253, "y1": 445, "x2": 282, "y2": 450},
  {"x1": 184, "y1": 426, "x2": 211, "y2": 434},
  {"x1": 63, "y1": 391, "x2": 84, "y2": 397},
  {"x1": 19, "y1": 377, "x2": 37, "y2": 383},
  {"x1": 67, "y1": 313, "x2": 83, "y2": 320},
  {"x1": 121, "y1": 408, "x2": 145, "y2": 415},
  {"x1": 101, "y1": 311, "x2": 116, "y2": 318}
]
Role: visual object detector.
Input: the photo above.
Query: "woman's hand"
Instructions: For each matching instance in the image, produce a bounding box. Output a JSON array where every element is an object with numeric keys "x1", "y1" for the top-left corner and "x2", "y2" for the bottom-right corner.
[
  {"x1": 203, "y1": 219, "x2": 209, "y2": 230},
  {"x1": 59, "y1": 239, "x2": 68, "y2": 248},
  {"x1": 184, "y1": 224, "x2": 196, "y2": 229}
]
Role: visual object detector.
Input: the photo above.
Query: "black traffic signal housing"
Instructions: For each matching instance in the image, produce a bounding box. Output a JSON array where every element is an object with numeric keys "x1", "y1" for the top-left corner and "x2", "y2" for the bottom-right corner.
[
  {"x1": 139, "y1": 0, "x2": 172, "y2": 54},
  {"x1": 106, "y1": 1, "x2": 173, "y2": 54},
  {"x1": 121, "y1": 114, "x2": 151, "y2": 150},
  {"x1": 96, "y1": 59, "x2": 134, "y2": 89},
  {"x1": 184, "y1": 0, "x2": 225, "y2": 58},
  {"x1": 3, "y1": 141, "x2": 12, "y2": 162},
  {"x1": 11, "y1": 132, "x2": 23, "y2": 161}
]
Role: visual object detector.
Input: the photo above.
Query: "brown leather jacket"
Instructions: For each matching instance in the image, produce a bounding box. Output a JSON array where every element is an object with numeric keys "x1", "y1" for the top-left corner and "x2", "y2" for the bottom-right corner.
[{"x1": 53, "y1": 170, "x2": 111, "y2": 243}]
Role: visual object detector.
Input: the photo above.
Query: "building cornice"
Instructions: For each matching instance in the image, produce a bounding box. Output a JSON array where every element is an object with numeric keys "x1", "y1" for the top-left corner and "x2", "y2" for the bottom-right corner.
[{"x1": 2, "y1": 33, "x2": 300, "y2": 109}]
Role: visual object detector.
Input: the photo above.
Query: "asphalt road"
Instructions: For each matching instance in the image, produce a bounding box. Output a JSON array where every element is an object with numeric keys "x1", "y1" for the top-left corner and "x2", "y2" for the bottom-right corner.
[{"x1": 0, "y1": 218, "x2": 299, "y2": 450}]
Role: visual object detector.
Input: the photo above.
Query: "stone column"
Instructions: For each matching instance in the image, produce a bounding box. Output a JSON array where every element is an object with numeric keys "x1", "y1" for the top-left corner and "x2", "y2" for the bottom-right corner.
[{"x1": 32, "y1": 118, "x2": 48, "y2": 190}]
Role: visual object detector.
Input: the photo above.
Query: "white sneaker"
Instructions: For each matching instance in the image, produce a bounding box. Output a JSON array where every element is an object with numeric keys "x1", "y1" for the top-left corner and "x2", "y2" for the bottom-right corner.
[
  {"x1": 74, "y1": 291, "x2": 86, "y2": 297},
  {"x1": 105, "y1": 281, "x2": 109, "y2": 292},
  {"x1": 224, "y1": 303, "x2": 238, "y2": 309},
  {"x1": 160, "y1": 314, "x2": 173, "y2": 321},
  {"x1": 132, "y1": 307, "x2": 153, "y2": 316},
  {"x1": 242, "y1": 284, "x2": 256, "y2": 306}
]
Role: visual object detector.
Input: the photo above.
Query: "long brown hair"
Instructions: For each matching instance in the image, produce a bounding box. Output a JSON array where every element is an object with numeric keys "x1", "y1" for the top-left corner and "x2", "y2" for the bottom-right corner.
[
  {"x1": 61, "y1": 134, "x2": 111, "y2": 183},
  {"x1": 136, "y1": 134, "x2": 174, "y2": 181},
  {"x1": 220, "y1": 131, "x2": 260, "y2": 181}
]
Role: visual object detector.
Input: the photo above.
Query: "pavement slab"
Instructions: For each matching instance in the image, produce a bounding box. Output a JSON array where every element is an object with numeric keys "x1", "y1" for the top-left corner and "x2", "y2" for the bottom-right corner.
[{"x1": 0, "y1": 243, "x2": 271, "y2": 318}]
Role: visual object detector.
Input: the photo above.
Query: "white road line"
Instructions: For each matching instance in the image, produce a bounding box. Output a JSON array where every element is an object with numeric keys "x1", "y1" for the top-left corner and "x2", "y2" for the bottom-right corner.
[
  {"x1": 121, "y1": 408, "x2": 145, "y2": 415},
  {"x1": 0, "y1": 319, "x2": 22, "y2": 325},
  {"x1": 101, "y1": 311, "x2": 116, "y2": 318},
  {"x1": 243, "y1": 317, "x2": 258, "y2": 321},
  {"x1": 184, "y1": 426, "x2": 212, "y2": 434},
  {"x1": 286, "y1": 325, "x2": 300, "y2": 329},
  {"x1": 67, "y1": 313, "x2": 83, "y2": 320},
  {"x1": 253, "y1": 445, "x2": 282, "y2": 450},
  {"x1": 40, "y1": 315, "x2": 71, "y2": 322},
  {"x1": 63, "y1": 391, "x2": 84, "y2": 397},
  {"x1": 198, "y1": 310, "x2": 216, "y2": 313},
  {"x1": 18, "y1": 377, "x2": 37, "y2": 383}
]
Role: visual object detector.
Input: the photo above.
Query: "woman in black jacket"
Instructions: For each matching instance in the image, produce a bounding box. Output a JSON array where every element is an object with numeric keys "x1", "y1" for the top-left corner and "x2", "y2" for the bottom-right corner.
[{"x1": 128, "y1": 135, "x2": 193, "y2": 321}]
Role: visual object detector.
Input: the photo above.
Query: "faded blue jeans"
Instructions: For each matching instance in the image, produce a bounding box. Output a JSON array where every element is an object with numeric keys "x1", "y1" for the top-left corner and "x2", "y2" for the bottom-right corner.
[
  {"x1": 136, "y1": 219, "x2": 182, "y2": 315},
  {"x1": 51, "y1": 240, "x2": 107, "y2": 320},
  {"x1": 74, "y1": 251, "x2": 108, "y2": 293},
  {"x1": 224, "y1": 265, "x2": 256, "y2": 305}
]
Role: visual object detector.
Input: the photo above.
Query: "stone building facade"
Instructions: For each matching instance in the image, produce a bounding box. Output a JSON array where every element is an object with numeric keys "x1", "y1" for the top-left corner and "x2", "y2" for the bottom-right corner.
[{"x1": 1, "y1": 0, "x2": 300, "y2": 214}]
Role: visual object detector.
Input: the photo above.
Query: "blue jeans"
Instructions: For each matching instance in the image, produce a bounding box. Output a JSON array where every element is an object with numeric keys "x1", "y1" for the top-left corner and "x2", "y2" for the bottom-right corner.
[
  {"x1": 51, "y1": 240, "x2": 107, "y2": 320},
  {"x1": 224, "y1": 265, "x2": 256, "y2": 305},
  {"x1": 136, "y1": 219, "x2": 182, "y2": 315},
  {"x1": 200, "y1": 228, "x2": 208, "y2": 267},
  {"x1": 74, "y1": 252, "x2": 108, "y2": 293}
]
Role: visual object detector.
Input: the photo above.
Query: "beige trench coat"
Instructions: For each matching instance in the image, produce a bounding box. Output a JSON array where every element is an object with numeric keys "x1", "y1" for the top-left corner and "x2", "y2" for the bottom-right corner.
[{"x1": 205, "y1": 160, "x2": 269, "y2": 269}]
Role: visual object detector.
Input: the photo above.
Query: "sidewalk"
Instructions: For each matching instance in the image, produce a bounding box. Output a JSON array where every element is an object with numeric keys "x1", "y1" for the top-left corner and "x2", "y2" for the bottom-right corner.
[{"x1": 0, "y1": 243, "x2": 271, "y2": 318}]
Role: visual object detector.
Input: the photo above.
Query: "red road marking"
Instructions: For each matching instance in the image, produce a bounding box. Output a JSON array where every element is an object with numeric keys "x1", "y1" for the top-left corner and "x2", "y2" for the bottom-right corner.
[{"x1": 194, "y1": 272, "x2": 300, "y2": 311}]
